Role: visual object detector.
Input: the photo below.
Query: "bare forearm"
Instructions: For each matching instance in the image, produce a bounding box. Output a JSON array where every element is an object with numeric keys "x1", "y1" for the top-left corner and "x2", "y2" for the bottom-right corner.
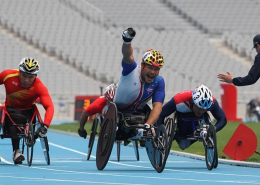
[
  {"x1": 146, "y1": 103, "x2": 162, "y2": 125},
  {"x1": 122, "y1": 43, "x2": 134, "y2": 64}
]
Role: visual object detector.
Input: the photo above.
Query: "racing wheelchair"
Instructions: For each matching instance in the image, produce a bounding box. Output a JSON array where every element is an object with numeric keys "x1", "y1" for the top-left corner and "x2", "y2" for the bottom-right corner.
[
  {"x1": 87, "y1": 113, "x2": 140, "y2": 162},
  {"x1": 0, "y1": 104, "x2": 50, "y2": 166},
  {"x1": 164, "y1": 112, "x2": 218, "y2": 170},
  {"x1": 95, "y1": 102, "x2": 168, "y2": 173}
]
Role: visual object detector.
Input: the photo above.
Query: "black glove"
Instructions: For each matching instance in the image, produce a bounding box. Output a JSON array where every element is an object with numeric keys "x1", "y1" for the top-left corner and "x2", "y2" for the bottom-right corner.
[
  {"x1": 122, "y1": 28, "x2": 136, "y2": 44},
  {"x1": 78, "y1": 128, "x2": 87, "y2": 139},
  {"x1": 36, "y1": 124, "x2": 48, "y2": 137}
]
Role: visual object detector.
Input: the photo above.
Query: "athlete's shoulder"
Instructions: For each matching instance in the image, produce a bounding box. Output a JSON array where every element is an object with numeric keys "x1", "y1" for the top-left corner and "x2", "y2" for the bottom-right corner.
[
  {"x1": 33, "y1": 78, "x2": 48, "y2": 90},
  {"x1": 121, "y1": 60, "x2": 138, "y2": 76},
  {"x1": 212, "y1": 96, "x2": 216, "y2": 104},
  {"x1": 34, "y1": 77, "x2": 44, "y2": 84},
  {"x1": 1, "y1": 69, "x2": 19, "y2": 76},
  {"x1": 0, "y1": 69, "x2": 19, "y2": 82},
  {"x1": 174, "y1": 90, "x2": 193, "y2": 103},
  {"x1": 154, "y1": 75, "x2": 165, "y2": 84},
  {"x1": 155, "y1": 75, "x2": 164, "y2": 81}
]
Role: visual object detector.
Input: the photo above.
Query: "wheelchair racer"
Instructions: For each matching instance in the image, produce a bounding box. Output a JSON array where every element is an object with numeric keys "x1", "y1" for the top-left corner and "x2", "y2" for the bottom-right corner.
[
  {"x1": 78, "y1": 83, "x2": 117, "y2": 138},
  {"x1": 157, "y1": 84, "x2": 227, "y2": 150},
  {"x1": 113, "y1": 28, "x2": 165, "y2": 141},
  {"x1": 0, "y1": 58, "x2": 54, "y2": 164}
]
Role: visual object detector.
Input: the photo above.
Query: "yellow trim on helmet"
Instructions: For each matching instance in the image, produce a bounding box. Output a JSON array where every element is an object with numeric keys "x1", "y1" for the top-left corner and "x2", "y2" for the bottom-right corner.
[
  {"x1": 142, "y1": 49, "x2": 164, "y2": 68},
  {"x1": 23, "y1": 58, "x2": 39, "y2": 72}
]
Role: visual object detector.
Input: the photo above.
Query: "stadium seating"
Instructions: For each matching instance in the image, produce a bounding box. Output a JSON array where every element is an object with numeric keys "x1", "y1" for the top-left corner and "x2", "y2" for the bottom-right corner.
[{"x1": 0, "y1": 0, "x2": 259, "y2": 120}]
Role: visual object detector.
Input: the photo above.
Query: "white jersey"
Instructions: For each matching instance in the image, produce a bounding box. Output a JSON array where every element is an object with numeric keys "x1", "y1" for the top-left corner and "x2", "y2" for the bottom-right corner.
[{"x1": 114, "y1": 61, "x2": 165, "y2": 113}]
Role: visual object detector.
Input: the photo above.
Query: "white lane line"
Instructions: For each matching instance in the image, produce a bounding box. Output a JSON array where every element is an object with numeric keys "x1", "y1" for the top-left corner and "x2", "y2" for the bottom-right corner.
[
  {"x1": 0, "y1": 176, "x2": 147, "y2": 185},
  {"x1": 33, "y1": 160, "x2": 83, "y2": 163},
  {"x1": 2, "y1": 158, "x2": 260, "y2": 184},
  {"x1": 49, "y1": 142, "x2": 154, "y2": 170},
  {"x1": 2, "y1": 142, "x2": 260, "y2": 184},
  {"x1": 0, "y1": 157, "x2": 12, "y2": 164},
  {"x1": 48, "y1": 142, "x2": 260, "y2": 179}
]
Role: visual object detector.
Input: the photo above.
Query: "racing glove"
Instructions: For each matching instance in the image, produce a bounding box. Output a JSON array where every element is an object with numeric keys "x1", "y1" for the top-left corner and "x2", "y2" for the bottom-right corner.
[
  {"x1": 122, "y1": 28, "x2": 136, "y2": 44},
  {"x1": 144, "y1": 123, "x2": 156, "y2": 137},
  {"x1": 36, "y1": 124, "x2": 48, "y2": 137},
  {"x1": 78, "y1": 128, "x2": 87, "y2": 139}
]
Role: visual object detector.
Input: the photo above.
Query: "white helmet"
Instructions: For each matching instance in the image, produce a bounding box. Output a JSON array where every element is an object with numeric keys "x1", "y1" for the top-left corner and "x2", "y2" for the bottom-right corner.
[
  {"x1": 104, "y1": 83, "x2": 117, "y2": 102},
  {"x1": 192, "y1": 84, "x2": 213, "y2": 109},
  {"x1": 19, "y1": 57, "x2": 40, "y2": 74}
]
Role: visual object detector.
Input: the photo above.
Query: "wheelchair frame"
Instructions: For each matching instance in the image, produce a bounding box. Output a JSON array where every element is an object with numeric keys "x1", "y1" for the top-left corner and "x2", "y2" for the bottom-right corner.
[
  {"x1": 95, "y1": 102, "x2": 168, "y2": 173},
  {"x1": 87, "y1": 113, "x2": 140, "y2": 162},
  {"x1": 164, "y1": 112, "x2": 218, "y2": 170},
  {"x1": 0, "y1": 104, "x2": 50, "y2": 166}
]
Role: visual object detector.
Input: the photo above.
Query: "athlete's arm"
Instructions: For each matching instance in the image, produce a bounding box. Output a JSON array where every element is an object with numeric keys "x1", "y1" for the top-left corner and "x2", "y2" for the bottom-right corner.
[
  {"x1": 0, "y1": 71, "x2": 4, "y2": 85},
  {"x1": 146, "y1": 102, "x2": 163, "y2": 125},
  {"x1": 122, "y1": 28, "x2": 136, "y2": 64},
  {"x1": 79, "y1": 97, "x2": 106, "y2": 130},
  {"x1": 79, "y1": 110, "x2": 90, "y2": 130},
  {"x1": 36, "y1": 83, "x2": 54, "y2": 127},
  {"x1": 209, "y1": 99, "x2": 227, "y2": 132},
  {"x1": 122, "y1": 43, "x2": 134, "y2": 64},
  {"x1": 157, "y1": 98, "x2": 177, "y2": 126},
  {"x1": 147, "y1": 78, "x2": 165, "y2": 125}
]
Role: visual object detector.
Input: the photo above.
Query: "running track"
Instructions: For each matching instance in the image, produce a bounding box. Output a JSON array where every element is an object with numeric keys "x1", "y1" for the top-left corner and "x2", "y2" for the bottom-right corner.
[{"x1": 0, "y1": 130, "x2": 260, "y2": 185}]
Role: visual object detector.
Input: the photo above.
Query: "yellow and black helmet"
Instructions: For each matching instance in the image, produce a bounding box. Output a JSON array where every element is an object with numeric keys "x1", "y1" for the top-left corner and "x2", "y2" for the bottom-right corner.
[
  {"x1": 142, "y1": 49, "x2": 164, "y2": 69},
  {"x1": 19, "y1": 57, "x2": 40, "y2": 74}
]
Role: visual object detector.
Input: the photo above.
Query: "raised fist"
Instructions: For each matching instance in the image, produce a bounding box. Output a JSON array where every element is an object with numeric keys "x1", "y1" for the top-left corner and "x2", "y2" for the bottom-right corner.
[{"x1": 122, "y1": 28, "x2": 136, "y2": 44}]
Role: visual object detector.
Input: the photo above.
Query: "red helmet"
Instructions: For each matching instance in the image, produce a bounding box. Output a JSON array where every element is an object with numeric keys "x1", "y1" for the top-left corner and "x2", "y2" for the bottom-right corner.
[{"x1": 104, "y1": 83, "x2": 117, "y2": 102}]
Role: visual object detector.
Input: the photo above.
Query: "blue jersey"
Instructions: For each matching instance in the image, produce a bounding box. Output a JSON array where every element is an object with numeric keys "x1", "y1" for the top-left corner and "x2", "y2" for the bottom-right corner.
[{"x1": 114, "y1": 61, "x2": 165, "y2": 113}]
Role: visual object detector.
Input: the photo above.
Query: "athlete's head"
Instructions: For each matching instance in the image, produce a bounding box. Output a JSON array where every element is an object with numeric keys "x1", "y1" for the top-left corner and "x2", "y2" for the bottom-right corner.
[
  {"x1": 141, "y1": 49, "x2": 164, "y2": 83},
  {"x1": 19, "y1": 57, "x2": 40, "y2": 75},
  {"x1": 19, "y1": 57, "x2": 40, "y2": 87},
  {"x1": 104, "y1": 83, "x2": 117, "y2": 102},
  {"x1": 192, "y1": 84, "x2": 213, "y2": 117}
]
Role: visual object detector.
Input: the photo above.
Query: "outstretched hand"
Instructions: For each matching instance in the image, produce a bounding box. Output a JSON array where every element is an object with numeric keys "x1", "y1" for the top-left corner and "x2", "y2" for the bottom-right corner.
[{"x1": 217, "y1": 71, "x2": 233, "y2": 84}]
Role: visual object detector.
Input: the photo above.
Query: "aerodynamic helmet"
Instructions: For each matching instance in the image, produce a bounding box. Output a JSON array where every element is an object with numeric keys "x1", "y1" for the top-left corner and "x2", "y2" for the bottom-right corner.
[
  {"x1": 142, "y1": 49, "x2": 164, "y2": 68},
  {"x1": 192, "y1": 84, "x2": 213, "y2": 109},
  {"x1": 19, "y1": 57, "x2": 40, "y2": 74}
]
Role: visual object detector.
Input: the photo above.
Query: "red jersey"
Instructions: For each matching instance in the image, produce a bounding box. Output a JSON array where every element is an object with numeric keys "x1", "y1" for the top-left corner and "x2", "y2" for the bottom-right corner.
[
  {"x1": 0, "y1": 69, "x2": 54, "y2": 126},
  {"x1": 86, "y1": 96, "x2": 107, "y2": 115},
  {"x1": 174, "y1": 90, "x2": 216, "y2": 113}
]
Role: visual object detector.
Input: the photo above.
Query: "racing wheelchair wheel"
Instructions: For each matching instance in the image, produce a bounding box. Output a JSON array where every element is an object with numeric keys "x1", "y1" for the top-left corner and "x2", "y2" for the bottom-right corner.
[
  {"x1": 213, "y1": 136, "x2": 218, "y2": 169},
  {"x1": 164, "y1": 117, "x2": 177, "y2": 158},
  {"x1": 26, "y1": 123, "x2": 34, "y2": 167},
  {"x1": 146, "y1": 125, "x2": 168, "y2": 173},
  {"x1": 87, "y1": 118, "x2": 98, "y2": 160},
  {"x1": 21, "y1": 138, "x2": 25, "y2": 155},
  {"x1": 40, "y1": 136, "x2": 50, "y2": 165},
  {"x1": 153, "y1": 125, "x2": 168, "y2": 173},
  {"x1": 96, "y1": 103, "x2": 117, "y2": 170},
  {"x1": 204, "y1": 124, "x2": 217, "y2": 170},
  {"x1": 117, "y1": 141, "x2": 120, "y2": 162},
  {"x1": 133, "y1": 140, "x2": 139, "y2": 161}
]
